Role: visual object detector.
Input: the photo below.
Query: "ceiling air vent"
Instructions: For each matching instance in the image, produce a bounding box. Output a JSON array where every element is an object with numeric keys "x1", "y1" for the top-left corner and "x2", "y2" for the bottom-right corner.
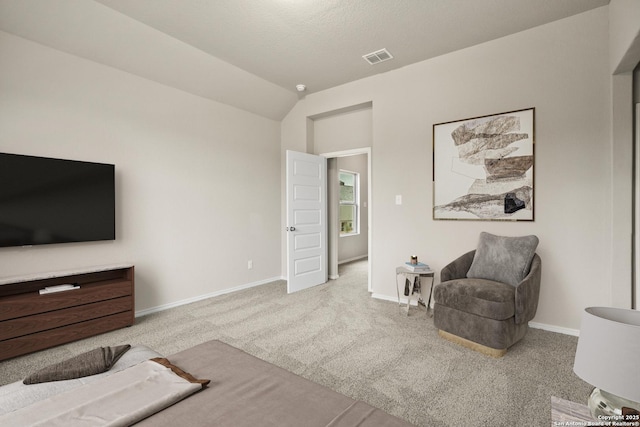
[{"x1": 362, "y1": 48, "x2": 393, "y2": 65}]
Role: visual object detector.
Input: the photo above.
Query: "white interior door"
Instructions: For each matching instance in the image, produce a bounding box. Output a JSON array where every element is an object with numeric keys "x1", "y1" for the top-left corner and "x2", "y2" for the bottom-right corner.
[{"x1": 286, "y1": 150, "x2": 327, "y2": 293}]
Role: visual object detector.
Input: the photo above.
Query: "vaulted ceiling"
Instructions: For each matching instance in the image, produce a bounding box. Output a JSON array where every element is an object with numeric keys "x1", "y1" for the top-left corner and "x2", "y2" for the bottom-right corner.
[{"x1": 0, "y1": 0, "x2": 610, "y2": 120}]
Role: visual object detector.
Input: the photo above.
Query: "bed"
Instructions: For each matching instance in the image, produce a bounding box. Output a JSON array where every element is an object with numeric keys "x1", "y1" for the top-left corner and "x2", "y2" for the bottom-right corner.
[{"x1": 0, "y1": 340, "x2": 414, "y2": 426}]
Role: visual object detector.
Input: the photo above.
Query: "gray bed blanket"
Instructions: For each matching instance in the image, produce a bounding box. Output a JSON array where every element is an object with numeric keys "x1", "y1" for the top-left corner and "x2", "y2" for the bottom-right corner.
[
  {"x1": 136, "y1": 340, "x2": 415, "y2": 427},
  {"x1": 2, "y1": 341, "x2": 413, "y2": 426},
  {"x1": 23, "y1": 345, "x2": 131, "y2": 384}
]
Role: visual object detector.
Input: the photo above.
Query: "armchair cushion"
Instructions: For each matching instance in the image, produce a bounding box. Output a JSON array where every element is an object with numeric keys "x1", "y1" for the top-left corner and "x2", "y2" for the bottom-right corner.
[
  {"x1": 467, "y1": 232, "x2": 539, "y2": 286},
  {"x1": 434, "y1": 278, "x2": 515, "y2": 321}
]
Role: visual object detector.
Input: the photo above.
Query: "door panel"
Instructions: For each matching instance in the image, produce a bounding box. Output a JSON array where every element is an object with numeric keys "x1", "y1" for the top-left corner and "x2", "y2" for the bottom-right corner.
[{"x1": 286, "y1": 150, "x2": 327, "y2": 293}]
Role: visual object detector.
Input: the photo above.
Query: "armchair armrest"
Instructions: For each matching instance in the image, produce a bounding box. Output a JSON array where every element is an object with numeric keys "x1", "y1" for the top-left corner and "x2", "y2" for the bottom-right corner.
[
  {"x1": 514, "y1": 254, "x2": 542, "y2": 324},
  {"x1": 440, "y1": 250, "x2": 476, "y2": 282}
]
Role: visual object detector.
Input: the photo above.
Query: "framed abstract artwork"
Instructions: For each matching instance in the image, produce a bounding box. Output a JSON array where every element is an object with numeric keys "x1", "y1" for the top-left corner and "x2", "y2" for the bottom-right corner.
[{"x1": 433, "y1": 108, "x2": 535, "y2": 221}]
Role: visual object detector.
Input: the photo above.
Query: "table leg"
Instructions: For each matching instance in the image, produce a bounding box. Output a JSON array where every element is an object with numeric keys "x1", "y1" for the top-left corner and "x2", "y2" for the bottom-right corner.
[
  {"x1": 426, "y1": 276, "x2": 435, "y2": 317},
  {"x1": 405, "y1": 277, "x2": 415, "y2": 315},
  {"x1": 396, "y1": 273, "x2": 412, "y2": 314}
]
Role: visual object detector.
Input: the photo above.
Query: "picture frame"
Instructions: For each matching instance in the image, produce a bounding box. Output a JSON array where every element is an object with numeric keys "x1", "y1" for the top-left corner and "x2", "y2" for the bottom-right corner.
[{"x1": 433, "y1": 107, "x2": 535, "y2": 221}]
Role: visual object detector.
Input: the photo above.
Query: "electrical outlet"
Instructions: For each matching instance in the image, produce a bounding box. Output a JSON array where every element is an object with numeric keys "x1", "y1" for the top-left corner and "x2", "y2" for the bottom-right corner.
[{"x1": 248, "y1": 260, "x2": 253, "y2": 270}]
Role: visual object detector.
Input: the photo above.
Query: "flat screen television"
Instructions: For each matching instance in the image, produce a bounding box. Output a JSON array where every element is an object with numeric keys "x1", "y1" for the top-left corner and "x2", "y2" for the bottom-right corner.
[{"x1": 0, "y1": 153, "x2": 115, "y2": 248}]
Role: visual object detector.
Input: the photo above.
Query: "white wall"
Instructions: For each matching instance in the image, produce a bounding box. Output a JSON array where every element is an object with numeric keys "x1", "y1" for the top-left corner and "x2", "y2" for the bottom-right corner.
[
  {"x1": 282, "y1": 7, "x2": 612, "y2": 331},
  {"x1": 313, "y1": 107, "x2": 373, "y2": 154},
  {"x1": 0, "y1": 31, "x2": 282, "y2": 313}
]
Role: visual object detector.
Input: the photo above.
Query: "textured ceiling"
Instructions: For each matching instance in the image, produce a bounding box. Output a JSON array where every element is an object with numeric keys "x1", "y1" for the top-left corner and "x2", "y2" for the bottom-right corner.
[
  {"x1": 0, "y1": 0, "x2": 610, "y2": 119},
  {"x1": 95, "y1": 0, "x2": 609, "y2": 93}
]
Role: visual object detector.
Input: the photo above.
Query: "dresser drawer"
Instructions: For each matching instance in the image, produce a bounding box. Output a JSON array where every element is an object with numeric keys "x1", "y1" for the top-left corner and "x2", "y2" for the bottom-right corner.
[
  {"x1": 0, "y1": 296, "x2": 132, "y2": 341},
  {"x1": 0, "y1": 280, "x2": 132, "y2": 322},
  {"x1": 0, "y1": 312, "x2": 134, "y2": 361}
]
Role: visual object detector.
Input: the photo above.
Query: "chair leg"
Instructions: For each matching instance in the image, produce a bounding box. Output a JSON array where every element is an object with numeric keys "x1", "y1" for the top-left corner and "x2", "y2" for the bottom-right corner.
[{"x1": 438, "y1": 330, "x2": 507, "y2": 358}]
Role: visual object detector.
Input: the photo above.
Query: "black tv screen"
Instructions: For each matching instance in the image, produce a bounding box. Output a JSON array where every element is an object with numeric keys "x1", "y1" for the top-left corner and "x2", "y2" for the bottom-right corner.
[{"x1": 0, "y1": 153, "x2": 115, "y2": 248}]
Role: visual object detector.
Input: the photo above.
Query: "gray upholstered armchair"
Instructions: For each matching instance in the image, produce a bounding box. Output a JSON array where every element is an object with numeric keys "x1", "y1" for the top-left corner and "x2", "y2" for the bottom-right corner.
[{"x1": 433, "y1": 232, "x2": 541, "y2": 357}]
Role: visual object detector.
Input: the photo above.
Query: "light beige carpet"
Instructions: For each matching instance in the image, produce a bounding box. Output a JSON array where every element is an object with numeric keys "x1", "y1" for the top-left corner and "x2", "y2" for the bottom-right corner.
[{"x1": 0, "y1": 259, "x2": 591, "y2": 426}]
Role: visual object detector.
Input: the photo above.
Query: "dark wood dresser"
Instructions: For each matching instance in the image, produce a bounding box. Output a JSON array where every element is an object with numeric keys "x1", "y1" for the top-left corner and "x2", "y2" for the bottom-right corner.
[{"x1": 0, "y1": 264, "x2": 134, "y2": 361}]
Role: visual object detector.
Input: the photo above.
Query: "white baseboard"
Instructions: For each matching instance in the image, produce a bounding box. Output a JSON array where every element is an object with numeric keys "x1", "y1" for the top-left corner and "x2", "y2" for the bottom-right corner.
[
  {"x1": 338, "y1": 255, "x2": 368, "y2": 265},
  {"x1": 529, "y1": 321, "x2": 579, "y2": 337},
  {"x1": 371, "y1": 292, "x2": 420, "y2": 306},
  {"x1": 371, "y1": 292, "x2": 395, "y2": 303},
  {"x1": 372, "y1": 294, "x2": 580, "y2": 336},
  {"x1": 135, "y1": 275, "x2": 283, "y2": 318}
]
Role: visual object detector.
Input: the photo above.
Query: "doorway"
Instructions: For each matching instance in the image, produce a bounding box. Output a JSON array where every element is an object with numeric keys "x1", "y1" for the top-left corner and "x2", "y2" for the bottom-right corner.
[
  {"x1": 307, "y1": 101, "x2": 373, "y2": 292},
  {"x1": 322, "y1": 148, "x2": 372, "y2": 292}
]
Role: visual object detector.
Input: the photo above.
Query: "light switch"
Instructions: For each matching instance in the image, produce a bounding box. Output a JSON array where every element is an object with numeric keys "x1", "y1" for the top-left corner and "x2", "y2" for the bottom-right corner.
[{"x1": 395, "y1": 195, "x2": 402, "y2": 205}]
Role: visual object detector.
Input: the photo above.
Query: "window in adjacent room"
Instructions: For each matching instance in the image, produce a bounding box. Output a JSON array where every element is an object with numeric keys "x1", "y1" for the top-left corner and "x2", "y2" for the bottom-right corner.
[{"x1": 339, "y1": 170, "x2": 359, "y2": 236}]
